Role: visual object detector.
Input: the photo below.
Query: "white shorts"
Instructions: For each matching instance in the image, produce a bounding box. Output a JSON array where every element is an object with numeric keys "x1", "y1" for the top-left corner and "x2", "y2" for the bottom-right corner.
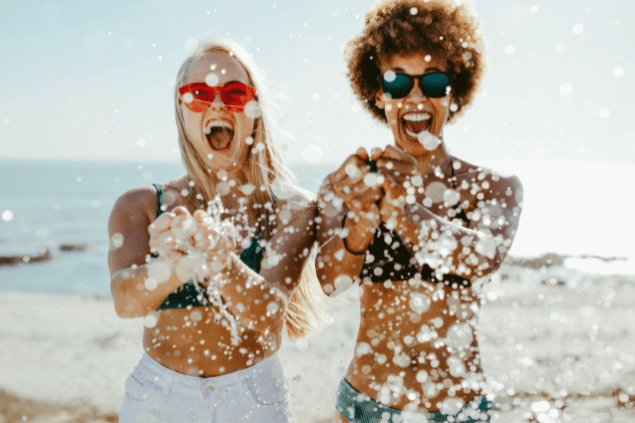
[{"x1": 119, "y1": 353, "x2": 292, "y2": 423}]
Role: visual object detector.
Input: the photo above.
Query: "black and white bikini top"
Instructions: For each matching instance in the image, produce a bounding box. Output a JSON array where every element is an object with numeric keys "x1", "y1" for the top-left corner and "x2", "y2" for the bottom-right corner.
[{"x1": 358, "y1": 159, "x2": 471, "y2": 287}]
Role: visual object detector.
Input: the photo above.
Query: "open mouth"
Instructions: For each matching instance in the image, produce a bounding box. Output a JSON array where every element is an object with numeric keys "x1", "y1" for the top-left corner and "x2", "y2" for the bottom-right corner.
[
  {"x1": 204, "y1": 119, "x2": 235, "y2": 151},
  {"x1": 402, "y1": 112, "x2": 432, "y2": 140}
]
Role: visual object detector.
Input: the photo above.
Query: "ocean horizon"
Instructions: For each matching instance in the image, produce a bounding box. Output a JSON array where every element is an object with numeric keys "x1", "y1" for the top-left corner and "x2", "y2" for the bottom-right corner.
[{"x1": 1, "y1": 158, "x2": 633, "y2": 296}]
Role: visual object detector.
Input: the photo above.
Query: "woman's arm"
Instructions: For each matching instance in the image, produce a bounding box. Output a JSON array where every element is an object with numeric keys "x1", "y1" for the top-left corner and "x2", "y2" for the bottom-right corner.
[
  {"x1": 380, "y1": 165, "x2": 524, "y2": 279},
  {"x1": 315, "y1": 149, "x2": 384, "y2": 295},
  {"x1": 108, "y1": 187, "x2": 189, "y2": 318},
  {"x1": 195, "y1": 194, "x2": 317, "y2": 335}
]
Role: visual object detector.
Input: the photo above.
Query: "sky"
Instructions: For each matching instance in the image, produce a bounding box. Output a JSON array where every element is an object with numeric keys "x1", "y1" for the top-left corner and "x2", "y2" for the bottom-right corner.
[{"x1": 1, "y1": 0, "x2": 634, "y2": 165}]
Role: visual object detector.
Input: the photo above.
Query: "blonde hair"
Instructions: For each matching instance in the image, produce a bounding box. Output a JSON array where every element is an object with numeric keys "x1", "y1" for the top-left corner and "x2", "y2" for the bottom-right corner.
[{"x1": 173, "y1": 37, "x2": 328, "y2": 339}]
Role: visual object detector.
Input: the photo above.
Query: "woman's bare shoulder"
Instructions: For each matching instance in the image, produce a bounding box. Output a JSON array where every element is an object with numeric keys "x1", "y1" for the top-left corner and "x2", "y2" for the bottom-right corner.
[{"x1": 108, "y1": 185, "x2": 160, "y2": 231}]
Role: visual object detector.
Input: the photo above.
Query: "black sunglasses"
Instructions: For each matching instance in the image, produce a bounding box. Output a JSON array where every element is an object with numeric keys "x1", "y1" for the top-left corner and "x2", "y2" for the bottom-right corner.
[{"x1": 381, "y1": 71, "x2": 451, "y2": 99}]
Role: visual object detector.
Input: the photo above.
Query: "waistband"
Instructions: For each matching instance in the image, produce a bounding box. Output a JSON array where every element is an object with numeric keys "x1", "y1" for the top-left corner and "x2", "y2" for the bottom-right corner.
[{"x1": 136, "y1": 353, "x2": 281, "y2": 391}]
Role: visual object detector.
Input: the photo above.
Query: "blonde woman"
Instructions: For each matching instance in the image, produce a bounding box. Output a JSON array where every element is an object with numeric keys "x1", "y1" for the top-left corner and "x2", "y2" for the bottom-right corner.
[
  {"x1": 108, "y1": 37, "x2": 326, "y2": 422},
  {"x1": 315, "y1": 1, "x2": 523, "y2": 422}
]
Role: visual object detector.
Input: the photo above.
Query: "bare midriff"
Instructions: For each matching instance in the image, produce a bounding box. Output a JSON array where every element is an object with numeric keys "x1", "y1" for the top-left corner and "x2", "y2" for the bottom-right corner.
[
  {"x1": 345, "y1": 279, "x2": 483, "y2": 412},
  {"x1": 143, "y1": 306, "x2": 282, "y2": 377}
]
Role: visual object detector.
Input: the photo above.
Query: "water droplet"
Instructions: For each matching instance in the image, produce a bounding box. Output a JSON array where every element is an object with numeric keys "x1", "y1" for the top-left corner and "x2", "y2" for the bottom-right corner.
[
  {"x1": 613, "y1": 67, "x2": 624, "y2": 78},
  {"x1": 505, "y1": 45, "x2": 515, "y2": 55},
  {"x1": 530, "y1": 5, "x2": 538, "y2": 12},
  {"x1": 2, "y1": 210, "x2": 14, "y2": 222},
  {"x1": 244, "y1": 100, "x2": 261, "y2": 118},
  {"x1": 383, "y1": 70, "x2": 396, "y2": 82},
  {"x1": 144, "y1": 313, "x2": 158, "y2": 328},
  {"x1": 410, "y1": 7, "x2": 418, "y2": 15},
  {"x1": 295, "y1": 338, "x2": 308, "y2": 350},
  {"x1": 559, "y1": 83, "x2": 573, "y2": 96},
  {"x1": 572, "y1": 23, "x2": 584, "y2": 34},
  {"x1": 205, "y1": 73, "x2": 219, "y2": 87},
  {"x1": 312, "y1": 93, "x2": 320, "y2": 101},
  {"x1": 2, "y1": 117, "x2": 10, "y2": 125},
  {"x1": 598, "y1": 107, "x2": 610, "y2": 118},
  {"x1": 137, "y1": 138, "x2": 147, "y2": 147}
]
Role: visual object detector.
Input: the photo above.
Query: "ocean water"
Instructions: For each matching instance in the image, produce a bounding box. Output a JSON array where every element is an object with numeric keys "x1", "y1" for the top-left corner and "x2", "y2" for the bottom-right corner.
[
  {"x1": 1, "y1": 158, "x2": 633, "y2": 296},
  {"x1": 0, "y1": 159, "x2": 330, "y2": 295}
]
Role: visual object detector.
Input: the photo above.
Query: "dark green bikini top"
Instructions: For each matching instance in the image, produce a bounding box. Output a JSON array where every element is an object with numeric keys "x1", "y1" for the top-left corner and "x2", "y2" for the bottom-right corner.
[{"x1": 152, "y1": 183, "x2": 267, "y2": 310}]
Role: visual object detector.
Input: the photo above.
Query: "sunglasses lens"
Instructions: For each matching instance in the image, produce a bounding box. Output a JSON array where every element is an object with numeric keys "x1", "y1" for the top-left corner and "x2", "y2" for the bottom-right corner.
[
  {"x1": 382, "y1": 73, "x2": 413, "y2": 99},
  {"x1": 420, "y1": 73, "x2": 450, "y2": 98},
  {"x1": 221, "y1": 82, "x2": 254, "y2": 108}
]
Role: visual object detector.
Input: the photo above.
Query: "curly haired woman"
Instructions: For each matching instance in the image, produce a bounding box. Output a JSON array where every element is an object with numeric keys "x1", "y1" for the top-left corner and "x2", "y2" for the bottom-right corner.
[{"x1": 315, "y1": 1, "x2": 523, "y2": 422}]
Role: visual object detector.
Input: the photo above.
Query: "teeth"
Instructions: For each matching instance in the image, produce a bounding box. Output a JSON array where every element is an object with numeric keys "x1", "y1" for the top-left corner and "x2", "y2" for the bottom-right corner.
[
  {"x1": 403, "y1": 113, "x2": 431, "y2": 122},
  {"x1": 204, "y1": 120, "x2": 234, "y2": 134}
]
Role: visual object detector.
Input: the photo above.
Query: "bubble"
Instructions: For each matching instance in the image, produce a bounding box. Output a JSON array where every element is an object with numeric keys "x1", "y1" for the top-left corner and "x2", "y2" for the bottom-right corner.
[
  {"x1": 425, "y1": 181, "x2": 447, "y2": 203},
  {"x1": 2, "y1": 210, "x2": 13, "y2": 222},
  {"x1": 530, "y1": 5, "x2": 538, "y2": 12},
  {"x1": 295, "y1": 339, "x2": 309, "y2": 351},
  {"x1": 147, "y1": 260, "x2": 171, "y2": 283},
  {"x1": 572, "y1": 23, "x2": 584, "y2": 34},
  {"x1": 531, "y1": 400, "x2": 550, "y2": 413},
  {"x1": 216, "y1": 181, "x2": 231, "y2": 195},
  {"x1": 302, "y1": 144, "x2": 323, "y2": 163},
  {"x1": 424, "y1": 55, "x2": 431, "y2": 62},
  {"x1": 559, "y1": 83, "x2": 573, "y2": 96},
  {"x1": 598, "y1": 107, "x2": 610, "y2": 118},
  {"x1": 144, "y1": 277, "x2": 158, "y2": 290},
  {"x1": 137, "y1": 138, "x2": 147, "y2": 147},
  {"x1": 184, "y1": 38, "x2": 198, "y2": 52},
  {"x1": 418, "y1": 131, "x2": 441, "y2": 151},
  {"x1": 486, "y1": 291, "x2": 498, "y2": 302},
  {"x1": 445, "y1": 323, "x2": 473, "y2": 350},
  {"x1": 84, "y1": 30, "x2": 111, "y2": 56},
  {"x1": 613, "y1": 67, "x2": 625, "y2": 78},
  {"x1": 205, "y1": 73, "x2": 219, "y2": 87},
  {"x1": 443, "y1": 189, "x2": 460, "y2": 206},
  {"x1": 383, "y1": 70, "x2": 396, "y2": 83},
  {"x1": 239, "y1": 184, "x2": 256, "y2": 195},
  {"x1": 2, "y1": 117, "x2": 10, "y2": 125},
  {"x1": 416, "y1": 370, "x2": 428, "y2": 382},
  {"x1": 411, "y1": 175, "x2": 423, "y2": 187},
  {"x1": 505, "y1": 45, "x2": 515, "y2": 55},
  {"x1": 124, "y1": 37, "x2": 135, "y2": 48},
  {"x1": 312, "y1": 93, "x2": 320, "y2": 101},
  {"x1": 409, "y1": 293, "x2": 431, "y2": 313},
  {"x1": 182, "y1": 92, "x2": 194, "y2": 103},
  {"x1": 334, "y1": 275, "x2": 353, "y2": 292},
  {"x1": 356, "y1": 342, "x2": 371, "y2": 356},
  {"x1": 245, "y1": 136, "x2": 254, "y2": 145},
  {"x1": 143, "y1": 313, "x2": 158, "y2": 328},
  {"x1": 267, "y1": 302, "x2": 279, "y2": 314},
  {"x1": 410, "y1": 7, "x2": 418, "y2": 15},
  {"x1": 244, "y1": 100, "x2": 261, "y2": 118},
  {"x1": 363, "y1": 173, "x2": 379, "y2": 187},
  {"x1": 111, "y1": 233, "x2": 124, "y2": 249}
]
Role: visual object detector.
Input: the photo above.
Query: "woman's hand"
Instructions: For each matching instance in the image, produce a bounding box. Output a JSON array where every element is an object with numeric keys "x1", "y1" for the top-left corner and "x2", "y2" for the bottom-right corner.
[
  {"x1": 193, "y1": 210, "x2": 237, "y2": 274},
  {"x1": 330, "y1": 147, "x2": 384, "y2": 252}
]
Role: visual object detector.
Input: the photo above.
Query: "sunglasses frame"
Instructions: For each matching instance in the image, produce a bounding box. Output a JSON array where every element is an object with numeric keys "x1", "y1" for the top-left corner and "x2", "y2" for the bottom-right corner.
[
  {"x1": 381, "y1": 72, "x2": 452, "y2": 100},
  {"x1": 178, "y1": 81, "x2": 256, "y2": 112}
]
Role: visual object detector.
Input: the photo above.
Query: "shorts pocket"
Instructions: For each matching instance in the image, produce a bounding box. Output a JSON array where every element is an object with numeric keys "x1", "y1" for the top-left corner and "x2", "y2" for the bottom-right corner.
[
  {"x1": 246, "y1": 373, "x2": 289, "y2": 405},
  {"x1": 124, "y1": 373, "x2": 161, "y2": 402}
]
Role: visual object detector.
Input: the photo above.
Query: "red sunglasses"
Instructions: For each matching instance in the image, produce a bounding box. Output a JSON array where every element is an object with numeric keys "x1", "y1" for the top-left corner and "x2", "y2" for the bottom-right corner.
[{"x1": 178, "y1": 81, "x2": 256, "y2": 112}]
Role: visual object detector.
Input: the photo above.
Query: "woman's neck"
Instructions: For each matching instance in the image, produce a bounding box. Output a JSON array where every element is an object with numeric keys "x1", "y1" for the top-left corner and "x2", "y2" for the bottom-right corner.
[{"x1": 415, "y1": 145, "x2": 453, "y2": 181}]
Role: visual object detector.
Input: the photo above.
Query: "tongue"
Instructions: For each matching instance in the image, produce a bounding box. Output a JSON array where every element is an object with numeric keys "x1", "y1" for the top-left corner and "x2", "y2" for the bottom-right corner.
[
  {"x1": 404, "y1": 118, "x2": 429, "y2": 135},
  {"x1": 207, "y1": 127, "x2": 234, "y2": 151}
]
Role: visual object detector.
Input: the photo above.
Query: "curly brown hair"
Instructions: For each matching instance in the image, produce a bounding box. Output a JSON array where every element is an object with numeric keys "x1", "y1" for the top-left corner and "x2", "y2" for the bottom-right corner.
[{"x1": 345, "y1": 0, "x2": 486, "y2": 124}]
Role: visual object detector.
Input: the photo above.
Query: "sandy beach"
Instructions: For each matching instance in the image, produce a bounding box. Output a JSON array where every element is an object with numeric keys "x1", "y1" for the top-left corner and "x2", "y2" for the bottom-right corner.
[{"x1": 1, "y1": 254, "x2": 634, "y2": 423}]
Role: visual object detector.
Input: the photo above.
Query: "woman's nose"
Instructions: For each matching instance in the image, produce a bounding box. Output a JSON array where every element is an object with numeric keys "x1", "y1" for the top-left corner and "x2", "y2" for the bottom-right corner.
[
  {"x1": 407, "y1": 79, "x2": 428, "y2": 102},
  {"x1": 209, "y1": 92, "x2": 225, "y2": 110}
]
